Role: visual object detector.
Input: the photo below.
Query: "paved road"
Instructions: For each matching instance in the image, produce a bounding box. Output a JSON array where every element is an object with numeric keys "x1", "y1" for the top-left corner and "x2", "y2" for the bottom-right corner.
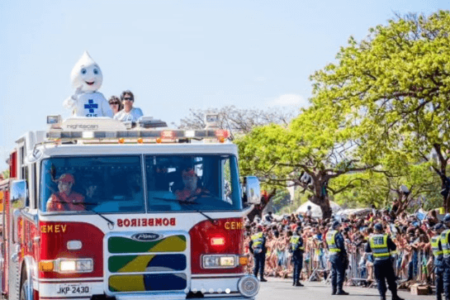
[{"x1": 257, "y1": 278, "x2": 433, "y2": 300}]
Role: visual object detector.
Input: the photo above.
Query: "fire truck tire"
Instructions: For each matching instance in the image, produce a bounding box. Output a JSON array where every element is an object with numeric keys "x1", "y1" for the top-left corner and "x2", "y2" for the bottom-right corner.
[{"x1": 20, "y1": 279, "x2": 29, "y2": 300}]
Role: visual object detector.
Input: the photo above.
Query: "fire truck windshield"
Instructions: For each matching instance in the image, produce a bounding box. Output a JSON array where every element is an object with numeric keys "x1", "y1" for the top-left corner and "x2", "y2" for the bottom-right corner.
[
  {"x1": 40, "y1": 154, "x2": 242, "y2": 214},
  {"x1": 145, "y1": 154, "x2": 242, "y2": 212}
]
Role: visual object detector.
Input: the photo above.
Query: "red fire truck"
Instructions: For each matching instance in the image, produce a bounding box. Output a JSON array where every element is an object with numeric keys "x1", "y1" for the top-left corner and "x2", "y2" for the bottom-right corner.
[{"x1": 0, "y1": 116, "x2": 261, "y2": 300}]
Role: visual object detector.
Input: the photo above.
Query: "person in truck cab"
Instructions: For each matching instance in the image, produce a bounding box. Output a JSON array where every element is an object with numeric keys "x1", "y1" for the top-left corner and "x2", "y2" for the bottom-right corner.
[
  {"x1": 47, "y1": 173, "x2": 85, "y2": 212},
  {"x1": 173, "y1": 166, "x2": 208, "y2": 201}
]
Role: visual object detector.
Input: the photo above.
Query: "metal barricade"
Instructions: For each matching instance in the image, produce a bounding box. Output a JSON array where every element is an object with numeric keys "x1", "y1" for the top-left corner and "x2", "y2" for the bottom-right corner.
[
  {"x1": 346, "y1": 244, "x2": 370, "y2": 286},
  {"x1": 307, "y1": 247, "x2": 329, "y2": 282}
]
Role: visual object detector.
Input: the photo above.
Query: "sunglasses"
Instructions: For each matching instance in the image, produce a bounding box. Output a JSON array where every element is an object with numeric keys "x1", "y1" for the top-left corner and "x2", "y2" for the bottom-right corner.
[
  {"x1": 123, "y1": 98, "x2": 133, "y2": 101},
  {"x1": 110, "y1": 102, "x2": 120, "y2": 105}
]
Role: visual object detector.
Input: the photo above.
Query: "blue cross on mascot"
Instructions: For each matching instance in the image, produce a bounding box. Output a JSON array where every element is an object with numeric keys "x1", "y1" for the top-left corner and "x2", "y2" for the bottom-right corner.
[{"x1": 84, "y1": 99, "x2": 98, "y2": 116}]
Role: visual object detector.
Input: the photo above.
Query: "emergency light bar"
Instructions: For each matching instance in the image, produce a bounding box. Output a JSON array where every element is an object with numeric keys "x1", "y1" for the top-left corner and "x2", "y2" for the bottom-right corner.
[
  {"x1": 45, "y1": 116, "x2": 230, "y2": 143},
  {"x1": 46, "y1": 129, "x2": 230, "y2": 142}
]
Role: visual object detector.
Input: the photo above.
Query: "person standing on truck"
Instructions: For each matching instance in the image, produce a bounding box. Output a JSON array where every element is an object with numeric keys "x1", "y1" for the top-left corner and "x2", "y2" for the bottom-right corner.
[
  {"x1": 108, "y1": 95, "x2": 122, "y2": 115},
  {"x1": 46, "y1": 173, "x2": 85, "y2": 212},
  {"x1": 249, "y1": 225, "x2": 267, "y2": 282},
  {"x1": 114, "y1": 90, "x2": 144, "y2": 122}
]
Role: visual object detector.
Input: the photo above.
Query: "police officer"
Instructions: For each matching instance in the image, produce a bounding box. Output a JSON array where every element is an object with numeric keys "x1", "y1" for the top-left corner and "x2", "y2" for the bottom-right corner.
[
  {"x1": 249, "y1": 225, "x2": 267, "y2": 282},
  {"x1": 440, "y1": 214, "x2": 450, "y2": 300},
  {"x1": 365, "y1": 223, "x2": 403, "y2": 300},
  {"x1": 432, "y1": 223, "x2": 445, "y2": 300},
  {"x1": 326, "y1": 221, "x2": 349, "y2": 295},
  {"x1": 290, "y1": 226, "x2": 304, "y2": 287}
]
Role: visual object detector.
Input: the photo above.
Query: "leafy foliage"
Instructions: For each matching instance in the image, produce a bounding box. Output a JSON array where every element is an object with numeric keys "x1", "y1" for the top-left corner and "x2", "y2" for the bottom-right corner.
[{"x1": 310, "y1": 10, "x2": 450, "y2": 209}]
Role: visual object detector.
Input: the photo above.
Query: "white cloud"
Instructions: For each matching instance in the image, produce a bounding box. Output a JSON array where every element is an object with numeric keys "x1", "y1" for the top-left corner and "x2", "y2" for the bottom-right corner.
[{"x1": 268, "y1": 94, "x2": 308, "y2": 107}]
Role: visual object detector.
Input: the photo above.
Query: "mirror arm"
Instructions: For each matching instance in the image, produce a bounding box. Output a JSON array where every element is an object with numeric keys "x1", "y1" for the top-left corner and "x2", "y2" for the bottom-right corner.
[
  {"x1": 20, "y1": 209, "x2": 38, "y2": 227},
  {"x1": 240, "y1": 204, "x2": 254, "y2": 217}
]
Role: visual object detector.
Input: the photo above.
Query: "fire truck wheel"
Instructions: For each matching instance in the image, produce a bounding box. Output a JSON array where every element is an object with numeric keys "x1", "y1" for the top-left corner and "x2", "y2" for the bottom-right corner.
[{"x1": 20, "y1": 279, "x2": 29, "y2": 300}]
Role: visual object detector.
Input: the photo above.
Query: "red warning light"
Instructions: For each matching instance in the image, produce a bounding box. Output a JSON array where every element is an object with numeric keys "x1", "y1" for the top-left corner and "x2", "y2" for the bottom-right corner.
[
  {"x1": 215, "y1": 130, "x2": 229, "y2": 140},
  {"x1": 211, "y1": 237, "x2": 225, "y2": 246},
  {"x1": 161, "y1": 130, "x2": 176, "y2": 139}
]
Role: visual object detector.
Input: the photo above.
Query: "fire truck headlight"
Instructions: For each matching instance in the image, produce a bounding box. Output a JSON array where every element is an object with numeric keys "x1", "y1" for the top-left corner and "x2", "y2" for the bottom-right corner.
[
  {"x1": 60, "y1": 260, "x2": 76, "y2": 272},
  {"x1": 76, "y1": 259, "x2": 93, "y2": 272},
  {"x1": 58, "y1": 259, "x2": 93, "y2": 273},
  {"x1": 202, "y1": 255, "x2": 237, "y2": 269},
  {"x1": 238, "y1": 275, "x2": 259, "y2": 298}
]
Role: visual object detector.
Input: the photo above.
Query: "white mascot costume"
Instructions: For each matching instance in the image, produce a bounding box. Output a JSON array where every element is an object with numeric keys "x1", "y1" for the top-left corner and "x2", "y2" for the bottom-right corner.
[{"x1": 63, "y1": 51, "x2": 113, "y2": 117}]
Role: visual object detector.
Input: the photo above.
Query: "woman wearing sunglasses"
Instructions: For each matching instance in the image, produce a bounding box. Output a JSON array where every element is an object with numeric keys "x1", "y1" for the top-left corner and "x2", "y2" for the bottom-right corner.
[
  {"x1": 113, "y1": 90, "x2": 144, "y2": 122},
  {"x1": 108, "y1": 96, "x2": 122, "y2": 115}
]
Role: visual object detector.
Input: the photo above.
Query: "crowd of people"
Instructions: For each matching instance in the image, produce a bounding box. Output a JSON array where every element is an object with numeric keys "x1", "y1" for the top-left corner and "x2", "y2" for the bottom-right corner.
[{"x1": 244, "y1": 206, "x2": 448, "y2": 300}]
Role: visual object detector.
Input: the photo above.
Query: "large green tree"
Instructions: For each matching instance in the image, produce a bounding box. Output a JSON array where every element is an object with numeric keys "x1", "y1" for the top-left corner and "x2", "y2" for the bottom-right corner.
[
  {"x1": 310, "y1": 11, "x2": 450, "y2": 210},
  {"x1": 237, "y1": 105, "x2": 375, "y2": 219}
]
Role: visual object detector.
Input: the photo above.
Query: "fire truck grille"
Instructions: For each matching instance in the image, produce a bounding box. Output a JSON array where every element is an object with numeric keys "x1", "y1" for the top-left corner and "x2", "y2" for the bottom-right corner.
[{"x1": 107, "y1": 234, "x2": 188, "y2": 292}]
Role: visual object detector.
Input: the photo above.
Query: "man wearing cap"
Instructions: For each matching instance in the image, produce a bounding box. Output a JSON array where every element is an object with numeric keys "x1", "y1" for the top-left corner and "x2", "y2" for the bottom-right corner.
[
  {"x1": 441, "y1": 214, "x2": 450, "y2": 300},
  {"x1": 249, "y1": 225, "x2": 267, "y2": 282},
  {"x1": 326, "y1": 221, "x2": 349, "y2": 295},
  {"x1": 47, "y1": 173, "x2": 85, "y2": 212},
  {"x1": 433, "y1": 223, "x2": 445, "y2": 300},
  {"x1": 290, "y1": 226, "x2": 304, "y2": 286},
  {"x1": 365, "y1": 223, "x2": 403, "y2": 300}
]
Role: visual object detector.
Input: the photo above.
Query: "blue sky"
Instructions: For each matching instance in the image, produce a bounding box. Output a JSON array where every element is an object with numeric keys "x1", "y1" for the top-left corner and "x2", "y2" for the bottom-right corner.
[{"x1": 1, "y1": 0, "x2": 449, "y2": 169}]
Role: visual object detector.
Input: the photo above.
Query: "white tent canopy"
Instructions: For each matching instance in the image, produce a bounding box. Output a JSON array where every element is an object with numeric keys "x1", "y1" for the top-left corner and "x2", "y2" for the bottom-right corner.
[
  {"x1": 295, "y1": 200, "x2": 342, "y2": 218},
  {"x1": 335, "y1": 208, "x2": 371, "y2": 220}
]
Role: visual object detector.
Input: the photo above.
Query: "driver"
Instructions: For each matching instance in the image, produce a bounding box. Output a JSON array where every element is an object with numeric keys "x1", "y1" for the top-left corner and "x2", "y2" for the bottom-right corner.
[
  {"x1": 47, "y1": 173, "x2": 85, "y2": 212},
  {"x1": 174, "y1": 166, "x2": 207, "y2": 201}
]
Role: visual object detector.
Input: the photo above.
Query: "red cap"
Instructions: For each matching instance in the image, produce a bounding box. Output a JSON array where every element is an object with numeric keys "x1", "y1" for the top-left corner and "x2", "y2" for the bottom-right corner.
[
  {"x1": 57, "y1": 173, "x2": 75, "y2": 183},
  {"x1": 257, "y1": 225, "x2": 263, "y2": 230}
]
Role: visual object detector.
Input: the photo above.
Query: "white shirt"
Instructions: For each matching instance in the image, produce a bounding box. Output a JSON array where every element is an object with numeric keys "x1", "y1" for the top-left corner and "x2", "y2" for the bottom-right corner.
[
  {"x1": 114, "y1": 107, "x2": 144, "y2": 122},
  {"x1": 64, "y1": 92, "x2": 113, "y2": 118}
]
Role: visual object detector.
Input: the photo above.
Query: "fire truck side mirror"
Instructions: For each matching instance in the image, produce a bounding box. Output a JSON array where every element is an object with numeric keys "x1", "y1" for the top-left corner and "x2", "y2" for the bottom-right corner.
[
  {"x1": 10, "y1": 180, "x2": 28, "y2": 209},
  {"x1": 244, "y1": 176, "x2": 261, "y2": 205}
]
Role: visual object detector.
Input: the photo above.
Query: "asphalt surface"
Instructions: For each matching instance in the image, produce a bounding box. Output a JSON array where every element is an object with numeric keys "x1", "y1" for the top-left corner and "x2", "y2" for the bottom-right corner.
[{"x1": 257, "y1": 278, "x2": 434, "y2": 300}]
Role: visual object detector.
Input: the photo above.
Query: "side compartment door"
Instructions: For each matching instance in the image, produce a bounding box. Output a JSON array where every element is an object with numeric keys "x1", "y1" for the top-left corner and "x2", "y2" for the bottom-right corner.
[
  {"x1": 0, "y1": 188, "x2": 6, "y2": 295},
  {"x1": 9, "y1": 180, "x2": 27, "y2": 300}
]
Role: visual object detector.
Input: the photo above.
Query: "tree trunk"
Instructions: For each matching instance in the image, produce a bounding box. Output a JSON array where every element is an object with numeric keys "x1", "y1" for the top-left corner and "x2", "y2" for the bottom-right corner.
[
  {"x1": 446, "y1": 192, "x2": 450, "y2": 214},
  {"x1": 311, "y1": 195, "x2": 332, "y2": 220},
  {"x1": 246, "y1": 189, "x2": 277, "y2": 222}
]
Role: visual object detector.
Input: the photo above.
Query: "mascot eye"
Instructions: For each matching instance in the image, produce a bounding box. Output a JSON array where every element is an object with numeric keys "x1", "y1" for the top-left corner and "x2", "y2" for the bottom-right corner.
[
  {"x1": 81, "y1": 68, "x2": 87, "y2": 75},
  {"x1": 93, "y1": 69, "x2": 99, "y2": 75}
]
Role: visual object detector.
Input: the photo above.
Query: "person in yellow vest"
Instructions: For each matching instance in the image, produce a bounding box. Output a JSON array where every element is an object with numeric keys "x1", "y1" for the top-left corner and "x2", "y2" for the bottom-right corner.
[
  {"x1": 326, "y1": 221, "x2": 349, "y2": 295},
  {"x1": 249, "y1": 225, "x2": 267, "y2": 282},
  {"x1": 289, "y1": 226, "x2": 304, "y2": 287},
  {"x1": 432, "y1": 223, "x2": 445, "y2": 300},
  {"x1": 365, "y1": 223, "x2": 403, "y2": 300},
  {"x1": 440, "y1": 214, "x2": 450, "y2": 300}
]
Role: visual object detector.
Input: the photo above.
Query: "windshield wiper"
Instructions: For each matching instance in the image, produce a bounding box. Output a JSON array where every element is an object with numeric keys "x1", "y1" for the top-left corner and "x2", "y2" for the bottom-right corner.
[
  {"x1": 178, "y1": 201, "x2": 216, "y2": 224},
  {"x1": 153, "y1": 197, "x2": 216, "y2": 224},
  {"x1": 83, "y1": 204, "x2": 115, "y2": 230},
  {"x1": 46, "y1": 181, "x2": 115, "y2": 229},
  {"x1": 49, "y1": 200, "x2": 115, "y2": 229}
]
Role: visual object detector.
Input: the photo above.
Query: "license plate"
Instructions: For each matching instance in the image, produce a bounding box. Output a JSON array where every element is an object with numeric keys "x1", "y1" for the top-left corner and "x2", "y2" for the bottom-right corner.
[{"x1": 56, "y1": 284, "x2": 90, "y2": 295}]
